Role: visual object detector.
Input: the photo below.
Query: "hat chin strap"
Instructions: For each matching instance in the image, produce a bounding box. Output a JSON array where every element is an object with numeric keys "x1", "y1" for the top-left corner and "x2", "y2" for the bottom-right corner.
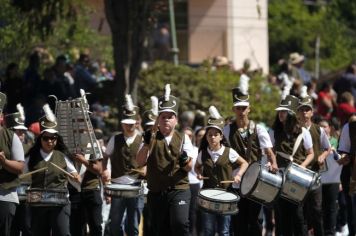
[{"x1": 159, "y1": 100, "x2": 177, "y2": 109}]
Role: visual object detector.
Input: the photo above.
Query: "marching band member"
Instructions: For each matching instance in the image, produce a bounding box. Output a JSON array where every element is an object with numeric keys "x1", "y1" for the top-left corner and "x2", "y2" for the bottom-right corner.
[
  {"x1": 270, "y1": 95, "x2": 314, "y2": 236},
  {"x1": 297, "y1": 91, "x2": 331, "y2": 236},
  {"x1": 0, "y1": 93, "x2": 25, "y2": 236},
  {"x1": 103, "y1": 94, "x2": 144, "y2": 236},
  {"x1": 337, "y1": 113, "x2": 356, "y2": 236},
  {"x1": 27, "y1": 104, "x2": 80, "y2": 236},
  {"x1": 6, "y1": 104, "x2": 32, "y2": 236},
  {"x1": 136, "y1": 84, "x2": 194, "y2": 236},
  {"x1": 195, "y1": 106, "x2": 248, "y2": 236},
  {"x1": 223, "y1": 78, "x2": 277, "y2": 236},
  {"x1": 69, "y1": 149, "x2": 103, "y2": 236}
]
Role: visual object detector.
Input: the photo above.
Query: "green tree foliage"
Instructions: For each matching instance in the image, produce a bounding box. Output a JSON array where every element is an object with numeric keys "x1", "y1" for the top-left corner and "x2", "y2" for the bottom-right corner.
[
  {"x1": 269, "y1": 0, "x2": 356, "y2": 73},
  {"x1": 138, "y1": 62, "x2": 280, "y2": 126},
  {"x1": 0, "y1": 0, "x2": 112, "y2": 70}
]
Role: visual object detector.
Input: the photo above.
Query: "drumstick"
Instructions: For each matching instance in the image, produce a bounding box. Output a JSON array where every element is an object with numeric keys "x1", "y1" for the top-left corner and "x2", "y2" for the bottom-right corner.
[
  {"x1": 130, "y1": 168, "x2": 145, "y2": 175},
  {"x1": 201, "y1": 176, "x2": 209, "y2": 180},
  {"x1": 50, "y1": 162, "x2": 75, "y2": 178},
  {"x1": 220, "y1": 180, "x2": 235, "y2": 184},
  {"x1": 19, "y1": 167, "x2": 48, "y2": 179}
]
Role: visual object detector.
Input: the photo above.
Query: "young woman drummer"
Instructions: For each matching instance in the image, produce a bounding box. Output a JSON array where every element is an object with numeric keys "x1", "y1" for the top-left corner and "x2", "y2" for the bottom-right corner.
[
  {"x1": 269, "y1": 95, "x2": 314, "y2": 236},
  {"x1": 26, "y1": 104, "x2": 80, "y2": 236},
  {"x1": 195, "y1": 106, "x2": 248, "y2": 236}
]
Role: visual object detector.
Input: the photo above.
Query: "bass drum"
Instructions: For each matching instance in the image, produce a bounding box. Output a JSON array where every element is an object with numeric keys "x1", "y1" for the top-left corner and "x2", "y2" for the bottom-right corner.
[{"x1": 240, "y1": 162, "x2": 283, "y2": 205}]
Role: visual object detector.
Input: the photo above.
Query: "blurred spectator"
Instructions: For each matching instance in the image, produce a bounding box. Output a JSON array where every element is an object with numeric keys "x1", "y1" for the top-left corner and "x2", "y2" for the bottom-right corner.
[
  {"x1": 38, "y1": 68, "x2": 64, "y2": 100},
  {"x1": 90, "y1": 103, "x2": 109, "y2": 134},
  {"x1": 316, "y1": 82, "x2": 335, "y2": 120},
  {"x1": 74, "y1": 53, "x2": 97, "y2": 96},
  {"x1": 153, "y1": 24, "x2": 171, "y2": 60},
  {"x1": 336, "y1": 92, "x2": 356, "y2": 125},
  {"x1": 52, "y1": 55, "x2": 76, "y2": 100},
  {"x1": 23, "y1": 52, "x2": 41, "y2": 104},
  {"x1": 289, "y1": 52, "x2": 311, "y2": 85},
  {"x1": 2, "y1": 63, "x2": 24, "y2": 113},
  {"x1": 333, "y1": 62, "x2": 356, "y2": 100}
]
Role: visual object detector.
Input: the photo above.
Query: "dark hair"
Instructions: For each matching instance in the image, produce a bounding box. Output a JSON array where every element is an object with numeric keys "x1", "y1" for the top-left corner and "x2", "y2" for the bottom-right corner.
[
  {"x1": 5, "y1": 63, "x2": 18, "y2": 78},
  {"x1": 272, "y1": 113, "x2": 284, "y2": 134},
  {"x1": 199, "y1": 127, "x2": 230, "y2": 152},
  {"x1": 28, "y1": 132, "x2": 71, "y2": 158},
  {"x1": 284, "y1": 113, "x2": 302, "y2": 135}
]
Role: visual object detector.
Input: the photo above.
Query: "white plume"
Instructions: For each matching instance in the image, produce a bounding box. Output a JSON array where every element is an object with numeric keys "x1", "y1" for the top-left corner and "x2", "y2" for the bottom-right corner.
[
  {"x1": 80, "y1": 89, "x2": 86, "y2": 97},
  {"x1": 164, "y1": 84, "x2": 171, "y2": 101},
  {"x1": 209, "y1": 106, "x2": 222, "y2": 119},
  {"x1": 281, "y1": 83, "x2": 292, "y2": 100},
  {"x1": 239, "y1": 74, "x2": 250, "y2": 95},
  {"x1": 150, "y1": 96, "x2": 158, "y2": 116},
  {"x1": 43, "y1": 104, "x2": 56, "y2": 123},
  {"x1": 80, "y1": 89, "x2": 88, "y2": 105},
  {"x1": 300, "y1": 85, "x2": 308, "y2": 98},
  {"x1": 16, "y1": 103, "x2": 25, "y2": 121},
  {"x1": 125, "y1": 94, "x2": 134, "y2": 111}
]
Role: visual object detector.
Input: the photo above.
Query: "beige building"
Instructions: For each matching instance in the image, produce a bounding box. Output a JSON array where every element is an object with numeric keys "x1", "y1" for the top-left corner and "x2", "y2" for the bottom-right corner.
[{"x1": 88, "y1": 0, "x2": 269, "y2": 73}]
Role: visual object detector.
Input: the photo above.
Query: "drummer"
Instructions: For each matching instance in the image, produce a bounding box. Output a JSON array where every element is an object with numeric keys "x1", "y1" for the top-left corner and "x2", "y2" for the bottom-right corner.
[
  {"x1": 297, "y1": 92, "x2": 331, "y2": 236},
  {"x1": 195, "y1": 106, "x2": 248, "y2": 236},
  {"x1": 103, "y1": 94, "x2": 145, "y2": 236},
  {"x1": 223, "y1": 78, "x2": 278, "y2": 236},
  {"x1": 269, "y1": 95, "x2": 314, "y2": 236},
  {"x1": 5, "y1": 104, "x2": 32, "y2": 236},
  {"x1": 26, "y1": 104, "x2": 80, "y2": 236},
  {"x1": 136, "y1": 84, "x2": 194, "y2": 236},
  {"x1": 0, "y1": 93, "x2": 25, "y2": 236}
]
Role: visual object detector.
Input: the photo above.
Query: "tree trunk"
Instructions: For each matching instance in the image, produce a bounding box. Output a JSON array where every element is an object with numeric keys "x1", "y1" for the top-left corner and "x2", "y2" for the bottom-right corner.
[{"x1": 104, "y1": 0, "x2": 154, "y2": 129}]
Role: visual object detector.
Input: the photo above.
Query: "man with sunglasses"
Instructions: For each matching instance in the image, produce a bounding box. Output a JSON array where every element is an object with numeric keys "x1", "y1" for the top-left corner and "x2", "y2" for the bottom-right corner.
[
  {"x1": 223, "y1": 85, "x2": 277, "y2": 236},
  {"x1": 297, "y1": 95, "x2": 331, "y2": 236},
  {"x1": 0, "y1": 93, "x2": 25, "y2": 236}
]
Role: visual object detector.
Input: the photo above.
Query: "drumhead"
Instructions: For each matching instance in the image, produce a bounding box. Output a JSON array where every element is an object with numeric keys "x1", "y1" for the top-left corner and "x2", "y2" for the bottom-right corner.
[
  {"x1": 105, "y1": 184, "x2": 141, "y2": 190},
  {"x1": 240, "y1": 162, "x2": 260, "y2": 195},
  {"x1": 199, "y1": 189, "x2": 238, "y2": 201}
]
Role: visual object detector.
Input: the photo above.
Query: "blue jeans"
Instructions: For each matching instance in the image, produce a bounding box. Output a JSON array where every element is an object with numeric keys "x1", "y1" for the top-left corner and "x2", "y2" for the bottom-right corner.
[
  {"x1": 109, "y1": 196, "x2": 144, "y2": 236},
  {"x1": 201, "y1": 210, "x2": 230, "y2": 236}
]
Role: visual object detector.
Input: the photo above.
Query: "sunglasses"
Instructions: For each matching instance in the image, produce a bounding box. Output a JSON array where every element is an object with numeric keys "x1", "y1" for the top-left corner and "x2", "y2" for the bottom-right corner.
[{"x1": 42, "y1": 136, "x2": 58, "y2": 141}]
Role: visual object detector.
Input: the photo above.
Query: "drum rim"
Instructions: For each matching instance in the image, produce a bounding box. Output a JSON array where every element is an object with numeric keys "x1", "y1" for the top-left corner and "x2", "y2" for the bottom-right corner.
[
  {"x1": 197, "y1": 205, "x2": 239, "y2": 215},
  {"x1": 198, "y1": 188, "x2": 240, "y2": 203},
  {"x1": 26, "y1": 188, "x2": 68, "y2": 193},
  {"x1": 104, "y1": 184, "x2": 142, "y2": 191},
  {"x1": 240, "y1": 161, "x2": 284, "y2": 205}
]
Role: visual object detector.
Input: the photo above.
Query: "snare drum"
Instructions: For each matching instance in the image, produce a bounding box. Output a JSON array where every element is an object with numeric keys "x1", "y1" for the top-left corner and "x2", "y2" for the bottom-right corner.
[
  {"x1": 197, "y1": 189, "x2": 240, "y2": 215},
  {"x1": 104, "y1": 183, "x2": 143, "y2": 198},
  {"x1": 240, "y1": 162, "x2": 283, "y2": 205},
  {"x1": 281, "y1": 162, "x2": 319, "y2": 204},
  {"x1": 26, "y1": 188, "x2": 69, "y2": 207},
  {"x1": 17, "y1": 183, "x2": 30, "y2": 202}
]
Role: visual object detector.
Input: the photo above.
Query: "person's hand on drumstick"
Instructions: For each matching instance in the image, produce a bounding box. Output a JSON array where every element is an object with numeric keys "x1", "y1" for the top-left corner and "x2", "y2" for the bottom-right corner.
[
  {"x1": 101, "y1": 169, "x2": 111, "y2": 184},
  {"x1": 70, "y1": 172, "x2": 81, "y2": 183},
  {"x1": 73, "y1": 153, "x2": 87, "y2": 164},
  {"x1": 233, "y1": 174, "x2": 242, "y2": 184}
]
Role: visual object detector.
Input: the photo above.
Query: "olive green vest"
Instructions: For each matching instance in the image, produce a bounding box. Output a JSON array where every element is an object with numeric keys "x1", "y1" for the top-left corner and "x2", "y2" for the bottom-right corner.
[
  {"x1": 201, "y1": 147, "x2": 238, "y2": 189},
  {"x1": 0, "y1": 128, "x2": 20, "y2": 190},
  {"x1": 111, "y1": 133, "x2": 142, "y2": 179},
  {"x1": 81, "y1": 164, "x2": 100, "y2": 190},
  {"x1": 147, "y1": 130, "x2": 189, "y2": 192},
  {"x1": 274, "y1": 129, "x2": 307, "y2": 168},
  {"x1": 228, "y1": 122, "x2": 262, "y2": 163},
  {"x1": 29, "y1": 150, "x2": 68, "y2": 189},
  {"x1": 308, "y1": 123, "x2": 322, "y2": 171}
]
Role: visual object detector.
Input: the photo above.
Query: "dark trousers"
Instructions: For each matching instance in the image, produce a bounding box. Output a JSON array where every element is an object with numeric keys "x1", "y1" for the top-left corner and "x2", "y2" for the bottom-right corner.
[
  {"x1": 322, "y1": 183, "x2": 339, "y2": 236},
  {"x1": 148, "y1": 189, "x2": 191, "y2": 236},
  {"x1": 232, "y1": 197, "x2": 262, "y2": 236},
  {"x1": 31, "y1": 204, "x2": 71, "y2": 236},
  {"x1": 263, "y1": 205, "x2": 274, "y2": 234},
  {"x1": 10, "y1": 202, "x2": 31, "y2": 236},
  {"x1": 304, "y1": 186, "x2": 324, "y2": 236},
  {"x1": 340, "y1": 164, "x2": 354, "y2": 235},
  {"x1": 189, "y1": 183, "x2": 200, "y2": 236},
  {"x1": 70, "y1": 190, "x2": 103, "y2": 236},
  {"x1": 275, "y1": 198, "x2": 307, "y2": 236},
  {"x1": 0, "y1": 201, "x2": 16, "y2": 236}
]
